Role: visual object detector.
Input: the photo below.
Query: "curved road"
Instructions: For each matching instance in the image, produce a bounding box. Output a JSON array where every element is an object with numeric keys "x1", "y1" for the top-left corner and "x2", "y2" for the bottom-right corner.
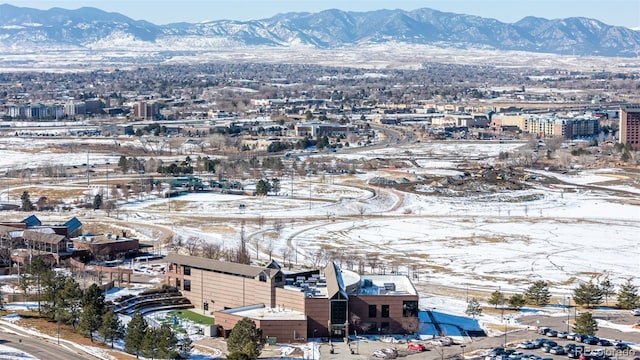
[{"x1": 0, "y1": 324, "x2": 97, "y2": 360}]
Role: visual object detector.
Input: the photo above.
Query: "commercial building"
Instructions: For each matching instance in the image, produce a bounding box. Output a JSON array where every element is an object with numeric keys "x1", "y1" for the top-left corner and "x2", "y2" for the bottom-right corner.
[
  {"x1": 165, "y1": 253, "x2": 419, "y2": 343},
  {"x1": 620, "y1": 105, "x2": 640, "y2": 150}
]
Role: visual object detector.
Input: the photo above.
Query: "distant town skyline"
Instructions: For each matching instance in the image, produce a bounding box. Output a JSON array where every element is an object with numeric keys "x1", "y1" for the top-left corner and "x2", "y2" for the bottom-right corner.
[{"x1": 2, "y1": 0, "x2": 639, "y2": 29}]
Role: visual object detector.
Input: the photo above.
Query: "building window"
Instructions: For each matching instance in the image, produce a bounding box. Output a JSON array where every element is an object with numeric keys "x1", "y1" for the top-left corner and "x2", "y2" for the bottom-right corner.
[
  {"x1": 403, "y1": 301, "x2": 418, "y2": 317},
  {"x1": 368, "y1": 305, "x2": 377, "y2": 318},
  {"x1": 381, "y1": 305, "x2": 389, "y2": 318},
  {"x1": 183, "y1": 279, "x2": 191, "y2": 291},
  {"x1": 183, "y1": 266, "x2": 191, "y2": 276},
  {"x1": 175, "y1": 278, "x2": 181, "y2": 289},
  {"x1": 259, "y1": 273, "x2": 267, "y2": 282}
]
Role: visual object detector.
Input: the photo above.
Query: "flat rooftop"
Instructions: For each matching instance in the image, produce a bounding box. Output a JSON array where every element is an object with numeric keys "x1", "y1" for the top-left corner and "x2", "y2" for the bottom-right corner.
[
  {"x1": 219, "y1": 304, "x2": 306, "y2": 321},
  {"x1": 358, "y1": 275, "x2": 418, "y2": 296}
]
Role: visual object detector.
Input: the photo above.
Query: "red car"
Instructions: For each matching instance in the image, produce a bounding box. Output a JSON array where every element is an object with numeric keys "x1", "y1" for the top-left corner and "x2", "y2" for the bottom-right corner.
[{"x1": 408, "y1": 343, "x2": 427, "y2": 352}]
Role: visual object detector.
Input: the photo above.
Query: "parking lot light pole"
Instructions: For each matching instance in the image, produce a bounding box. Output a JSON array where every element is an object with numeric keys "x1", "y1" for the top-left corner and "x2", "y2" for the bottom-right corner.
[
  {"x1": 461, "y1": 344, "x2": 466, "y2": 359},
  {"x1": 567, "y1": 296, "x2": 571, "y2": 333}
]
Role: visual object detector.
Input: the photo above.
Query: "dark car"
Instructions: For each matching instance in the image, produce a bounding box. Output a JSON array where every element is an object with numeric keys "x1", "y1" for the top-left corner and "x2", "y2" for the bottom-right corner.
[
  {"x1": 597, "y1": 339, "x2": 612, "y2": 346},
  {"x1": 545, "y1": 330, "x2": 558, "y2": 337},
  {"x1": 573, "y1": 334, "x2": 586, "y2": 342},
  {"x1": 615, "y1": 343, "x2": 631, "y2": 351},
  {"x1": 583, "y1": 337, "x2": 599, "y2": 345}
]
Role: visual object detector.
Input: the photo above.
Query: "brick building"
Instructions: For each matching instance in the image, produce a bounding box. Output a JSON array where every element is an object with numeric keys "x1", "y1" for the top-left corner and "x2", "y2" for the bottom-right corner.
[
  {"x1": 165, "y1": 253, "x2": 419, "y2": 342},
  {"x1": 620, "y1": 105, "x2": 640, "y2": 150}
]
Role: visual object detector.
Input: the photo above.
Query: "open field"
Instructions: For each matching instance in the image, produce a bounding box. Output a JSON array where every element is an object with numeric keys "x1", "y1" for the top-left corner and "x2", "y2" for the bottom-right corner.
[{"x1": 1, "y1": 139, "x2": 639, "y2": 304}]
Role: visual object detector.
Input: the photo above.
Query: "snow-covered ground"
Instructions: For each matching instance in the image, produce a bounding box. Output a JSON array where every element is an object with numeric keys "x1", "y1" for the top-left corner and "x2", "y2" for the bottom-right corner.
[
  {"x1": 1, "y1": 139, "x2": 639, "y2": 358},
  {"x1": 0, "y1": 344, "x2": 38, "y2": 360}
]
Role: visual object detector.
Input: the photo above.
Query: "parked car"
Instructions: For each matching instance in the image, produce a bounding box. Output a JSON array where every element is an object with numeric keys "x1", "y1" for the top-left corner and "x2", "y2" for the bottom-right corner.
[
  {"x1": 597, "y1": 339, "x2": 612, "y2": 347},
  {"x1": 583, "y1": 337, "x2": 600, "y2": 345},
  {"x1": 632, "y1": 308, "x2": 640, "y2": 316},
  {"x1": 573, "y1": 334, "x2": 586, "y2": 343},
  {"x1": 537, "y1": 327, "x2": 551, "y2": 335},
  {"x1": 550, "y1": 346, "x2": 565, "y2": 355},
  {"x1": 408, "y1": 343, "x2": 427, "y2": 352},
  {"x1": 543, "y1": 340, "x2": 557, "y2": 348},
  {"x1": 517, "y1": 342, "x2": 536, "y2": 349},
  {"x1": 545, "y1": 330, "x2": 558, "y2": 337},
  {"x1": 614, "y1": 342, "x2": 631, "y2": 350},
  {"x1": 566, "y1": 333, "x2": 577, "y2": 340},
  {"x1": 557, "y1": 331, "x2": 569, "y2": 338},
  {"x1": 373, "y1": 348, "x2": 398, "y2": 359}
]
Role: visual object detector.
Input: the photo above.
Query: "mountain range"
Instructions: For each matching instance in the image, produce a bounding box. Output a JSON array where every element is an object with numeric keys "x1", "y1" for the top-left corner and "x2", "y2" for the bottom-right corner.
[{"x1": 1, "y1": 4, "x2": 639, "y2": 57}]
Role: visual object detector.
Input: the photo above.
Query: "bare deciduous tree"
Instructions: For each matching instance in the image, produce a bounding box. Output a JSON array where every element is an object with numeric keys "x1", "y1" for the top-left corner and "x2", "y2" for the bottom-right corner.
[{"x1": 185, "y1": 236, "x2": 202, "y2": 256}]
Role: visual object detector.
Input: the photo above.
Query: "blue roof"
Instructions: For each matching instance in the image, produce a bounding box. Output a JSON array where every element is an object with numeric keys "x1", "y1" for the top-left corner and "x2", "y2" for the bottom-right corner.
[
  {"x1": 63, "y1": 217, "x2": 82, "y2": 233},
  {"x1": 21, "y1": 215, "x2": 41, "y2": 228}
]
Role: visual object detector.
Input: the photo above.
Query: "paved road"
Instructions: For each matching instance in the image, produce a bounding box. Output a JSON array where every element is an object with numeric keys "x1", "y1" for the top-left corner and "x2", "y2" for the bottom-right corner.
[{"x1": 0, "y1": 323, "x2": 97, "y2": 360}]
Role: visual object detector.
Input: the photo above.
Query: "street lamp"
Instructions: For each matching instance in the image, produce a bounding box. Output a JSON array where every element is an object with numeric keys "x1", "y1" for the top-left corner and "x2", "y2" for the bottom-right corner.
[
  {"x1": 461, "y1": 344, "x2": 467, "y2": 359},
  {"x1": 566, "y1": 296, "x2": 571, "y2": 333}
]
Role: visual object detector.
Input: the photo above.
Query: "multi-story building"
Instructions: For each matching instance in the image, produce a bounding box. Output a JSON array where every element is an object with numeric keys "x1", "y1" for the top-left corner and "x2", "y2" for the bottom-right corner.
[
  {"x1": 64, "y1": 101, "x2": 87, "y2": 117},
  {"x1": 165, "y1": 253, "x2": 419, "y2": 342},
  {"x1": 620, "y1": 105, "x2": 640, "y2": 150}
]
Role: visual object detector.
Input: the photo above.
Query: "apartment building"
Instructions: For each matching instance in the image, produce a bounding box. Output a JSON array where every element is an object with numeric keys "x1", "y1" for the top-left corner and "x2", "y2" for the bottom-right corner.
[{"x1": 620, "y1": 105, "x2": 640, "y2": 150}]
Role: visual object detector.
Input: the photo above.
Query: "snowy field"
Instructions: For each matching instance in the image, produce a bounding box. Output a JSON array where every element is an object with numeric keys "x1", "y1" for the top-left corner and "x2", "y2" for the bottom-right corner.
[{"x1": 1, "y1": 140, "x2": 639, "y2": 296}]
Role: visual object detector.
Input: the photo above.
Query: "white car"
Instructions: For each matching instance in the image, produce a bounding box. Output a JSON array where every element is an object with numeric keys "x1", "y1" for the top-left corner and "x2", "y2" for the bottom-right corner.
[{"x1": 632, "y1": 308, "x2": 640, "y2": 316}]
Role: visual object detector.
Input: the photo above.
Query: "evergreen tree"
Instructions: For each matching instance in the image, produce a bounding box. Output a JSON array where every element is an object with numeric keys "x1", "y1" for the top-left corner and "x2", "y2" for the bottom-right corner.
[
  {"x1": 465, "y1": 298, "x2": 482, "y2": 318},
  {"x1": 227, "y1": 318, "x2": 263, "y2": 360},
  {"x1": 23, "y1": 259, "x2": 52, "y2": 314},
  {"x1": 155, "y1": 324, "x2": 179, "y2": 359},
  {"x1": 125, "y1": 312, "x2": 148, "y2": 359},
  {"x1": 573, "y1": 312, "x2": 598, "y2": 336},
  {"x1": 508, "y1": 294, "x2": 526, "y2": 310},
  {"x1": 21, "y1": 191, "x2": 33, "y2": 211},
  {"x1": 78, "y1": 284, "x2": 105, "y2": 342},
  {"x1": 118, "y1": 155, "x2": 129, "y2": 173},
  {"x1": 599, "y1": 276, "x2": 615, "y2": 306},
  {"x1": 616, "y1": 280, "x2": 639, "y2": 310},
  {"x1": 255, "y1": 179, "x2": 271, "y2": 196},
  {"x1": 488, "y1": 290, "x2": 505, "y2": 308},
  {"x1": 177, "y1": 334, "x2": 193, "y2": 358},
  {"x1": 61, "y1": 276, "x2": 83, "y2": 327},
  {"x1": 141, "y1": 326, "x2": 159, "y2": 359},
  {"x1": 99, "y1": 308, "x2": 124, "y2": 348},
  {"x1": 573, "y1": 282, "x2": 604, "y2": 309},
  {"x1": 40, "y1": 272, "x2": 66, "y2": 320},
  {"x1": 271, "y1": 178, "x2": 281, "y2": 195},
  {"x1": 524, "y1": 280, "x2": 551, "y2": 306},
  {"x1": 93, "y1": 194, "x2": 103, "y2": 209},
  {"x1": 227, "y1": 352, "x2": 251, "y2": 360}
]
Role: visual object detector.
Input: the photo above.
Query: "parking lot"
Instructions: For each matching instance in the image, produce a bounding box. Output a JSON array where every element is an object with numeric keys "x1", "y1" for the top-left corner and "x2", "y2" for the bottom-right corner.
[{"x1": 312, "y1": 311, "x2": 639, "y2": 360}]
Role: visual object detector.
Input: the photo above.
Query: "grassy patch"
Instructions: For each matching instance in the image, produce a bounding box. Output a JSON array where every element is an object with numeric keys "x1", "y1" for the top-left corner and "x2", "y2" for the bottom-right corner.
[{"x1": 170, "y1": 309, "x2": 215, "y2": 325}]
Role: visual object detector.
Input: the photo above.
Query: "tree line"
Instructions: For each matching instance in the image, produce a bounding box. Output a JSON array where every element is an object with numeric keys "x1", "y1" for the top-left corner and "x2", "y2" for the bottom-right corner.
[{"x1": 19, "y1": 260, "x2": 192, "y2": 359}]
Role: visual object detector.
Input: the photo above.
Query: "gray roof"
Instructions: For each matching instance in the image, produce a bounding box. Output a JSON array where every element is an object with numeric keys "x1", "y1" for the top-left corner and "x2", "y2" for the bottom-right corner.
[
  {"x1": 167, "y1": 253, "x2": 281, "y2": 279},
  {"x1": 23, "y1": 230, "x2": 66, "y2": 245}
]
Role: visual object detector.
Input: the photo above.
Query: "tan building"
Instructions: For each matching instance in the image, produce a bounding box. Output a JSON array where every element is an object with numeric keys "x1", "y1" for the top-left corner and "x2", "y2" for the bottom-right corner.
[
  {"x1": 166, "y1": 254, "x2": 419, "y2": 342},
  {"x1": 620, "y1": 105, "x2": 640, "y2": 150}
]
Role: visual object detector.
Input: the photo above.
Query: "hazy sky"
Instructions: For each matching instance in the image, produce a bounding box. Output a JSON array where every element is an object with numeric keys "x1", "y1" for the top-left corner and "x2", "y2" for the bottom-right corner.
[{"x1": 3, "y1": 0, "x2": 640, "y2": 28}]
